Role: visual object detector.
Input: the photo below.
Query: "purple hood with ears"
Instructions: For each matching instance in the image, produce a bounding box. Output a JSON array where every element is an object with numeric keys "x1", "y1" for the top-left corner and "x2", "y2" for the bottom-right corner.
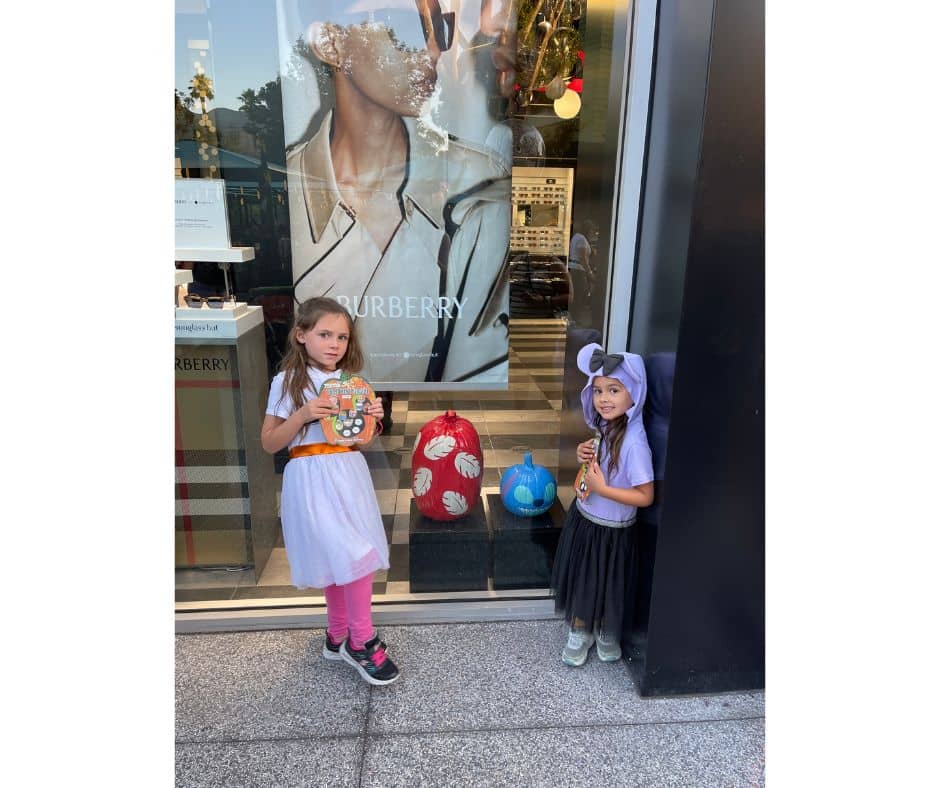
[
  {"x1": 574, "y1": 342, "x2": 655, "y2": 525},
  {"x1": 576, "y1": 343, "x2": 649, "y2": 431}
]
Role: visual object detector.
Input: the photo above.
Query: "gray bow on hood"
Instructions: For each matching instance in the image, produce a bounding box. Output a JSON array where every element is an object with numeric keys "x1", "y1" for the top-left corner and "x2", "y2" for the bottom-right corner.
[
  {"x1": 588, "y1": 348, "x2": 624, "y2": 376},
  {"x1": 576, "y1": 342, "x2": 648, "y2": 430}
]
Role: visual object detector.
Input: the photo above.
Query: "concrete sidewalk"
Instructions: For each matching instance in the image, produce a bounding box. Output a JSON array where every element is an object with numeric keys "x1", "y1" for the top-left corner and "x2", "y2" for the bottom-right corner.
[{"x1": 176, "y1": 619, "x2": 764, "y2": 786}]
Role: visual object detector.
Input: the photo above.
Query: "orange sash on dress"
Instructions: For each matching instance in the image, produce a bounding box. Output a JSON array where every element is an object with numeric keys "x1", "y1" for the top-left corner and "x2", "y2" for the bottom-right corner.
[{"x1": 288, "y1": 443, "x2": 358, "y2": 460}]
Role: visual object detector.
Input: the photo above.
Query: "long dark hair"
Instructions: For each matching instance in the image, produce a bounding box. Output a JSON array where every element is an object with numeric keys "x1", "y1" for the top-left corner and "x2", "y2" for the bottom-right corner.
[
  {"x1": 278, "y1": 297, "x2": 364, "y2": 438},
  {"x1": 593, "y1": 412, "x2": 627, "y2": 479}
]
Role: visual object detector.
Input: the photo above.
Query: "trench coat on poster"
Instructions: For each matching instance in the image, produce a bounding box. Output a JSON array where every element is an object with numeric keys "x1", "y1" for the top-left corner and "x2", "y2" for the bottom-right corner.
[{"x1": 286, "y1": 110, "x2": 511, "y2": 386}]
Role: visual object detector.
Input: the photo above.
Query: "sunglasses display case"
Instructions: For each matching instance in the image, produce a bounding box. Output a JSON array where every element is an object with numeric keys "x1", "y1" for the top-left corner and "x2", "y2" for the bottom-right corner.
[
  {"x1": 175, "y1": 179, "x2": 254, "y2": 322},
  {"x1": 175, "y1": 245, "x2": 255, "y2": 327},
  {"x1": 176, "y1": 298, "x2": 249, "y2": 317},
  {"x1": 510, "y1": 166, "x2": 575, "y2": 256}
]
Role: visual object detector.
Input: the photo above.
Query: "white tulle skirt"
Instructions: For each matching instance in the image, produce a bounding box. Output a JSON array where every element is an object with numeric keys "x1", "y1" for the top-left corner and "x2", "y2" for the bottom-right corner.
[{"x1": 279, "y1": 451, "x2": 389, "y2": 588}]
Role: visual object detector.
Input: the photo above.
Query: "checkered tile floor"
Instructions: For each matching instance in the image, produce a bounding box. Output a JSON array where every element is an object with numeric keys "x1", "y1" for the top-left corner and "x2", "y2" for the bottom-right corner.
[{"x1": 175, "y1": 319, "x2": 568, "y2": 604}]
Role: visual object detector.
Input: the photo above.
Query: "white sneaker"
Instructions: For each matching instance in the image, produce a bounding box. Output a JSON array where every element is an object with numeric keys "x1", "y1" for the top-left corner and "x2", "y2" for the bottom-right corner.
[
  {"x1": 594, "y1": 629, "x2": 622, "y2": 662},
  {"x1": 562, "y1": 628, "x2": 595, "y2": 666}
]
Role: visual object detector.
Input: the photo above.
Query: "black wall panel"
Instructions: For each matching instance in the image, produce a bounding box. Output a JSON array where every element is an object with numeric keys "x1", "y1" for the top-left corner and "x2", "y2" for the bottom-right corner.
[{"x1": 635, "y1": 0, "x2": 764, "y2": 696}]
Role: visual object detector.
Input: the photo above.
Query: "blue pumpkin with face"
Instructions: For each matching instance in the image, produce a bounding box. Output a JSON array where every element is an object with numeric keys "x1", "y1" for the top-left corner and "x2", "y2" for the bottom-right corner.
[{"x1": 500, "y1": 453, "x2": 557, "y2": 517}]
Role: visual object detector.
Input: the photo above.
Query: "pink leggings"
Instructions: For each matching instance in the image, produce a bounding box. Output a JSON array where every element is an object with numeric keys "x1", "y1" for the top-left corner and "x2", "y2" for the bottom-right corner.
[{"x1": 323, "y1": 573, "x2": 374, "y2": 650}]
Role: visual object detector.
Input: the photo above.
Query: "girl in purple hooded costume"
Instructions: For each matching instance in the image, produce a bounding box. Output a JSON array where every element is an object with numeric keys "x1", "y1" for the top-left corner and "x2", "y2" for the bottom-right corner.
[{"x1": 550, "y1": 343, "x2": 655, "y2": 666}]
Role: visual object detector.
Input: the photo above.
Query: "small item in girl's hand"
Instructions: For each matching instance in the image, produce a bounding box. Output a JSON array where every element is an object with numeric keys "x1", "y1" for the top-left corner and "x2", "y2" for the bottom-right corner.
[
  {"x1": 320, "y1": 372, "x2": 378, "y2": 445},
  {"x1": 573, "y1": 431, "x2": 602, "y2": 501}
]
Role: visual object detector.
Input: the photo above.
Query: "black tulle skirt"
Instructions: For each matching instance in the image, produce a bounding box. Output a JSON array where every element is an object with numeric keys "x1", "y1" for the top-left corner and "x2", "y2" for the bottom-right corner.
[{"x1": 550, "y1": 504, "x2": 639, "y2": 641}]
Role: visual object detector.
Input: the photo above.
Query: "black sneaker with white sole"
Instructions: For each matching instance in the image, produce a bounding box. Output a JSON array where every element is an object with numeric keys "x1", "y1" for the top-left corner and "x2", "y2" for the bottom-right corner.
[
  {"x1": 340, "y1": 635, "x2": 400, "y2": 686},
  {"x1": 323, "y1": 631, "x2": 345, "y2": 661}
]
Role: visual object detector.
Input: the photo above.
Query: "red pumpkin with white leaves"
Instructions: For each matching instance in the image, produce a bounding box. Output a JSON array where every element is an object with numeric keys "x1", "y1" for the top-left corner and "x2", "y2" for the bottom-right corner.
[{"x1": 411, "y1": 410, "x2": 483, "y2": 521}]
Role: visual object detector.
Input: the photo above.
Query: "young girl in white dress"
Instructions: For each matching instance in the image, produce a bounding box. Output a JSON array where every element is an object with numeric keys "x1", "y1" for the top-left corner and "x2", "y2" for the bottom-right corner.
[{"x1": 261, "y1": 297, "x2": 399, "y2": 686}]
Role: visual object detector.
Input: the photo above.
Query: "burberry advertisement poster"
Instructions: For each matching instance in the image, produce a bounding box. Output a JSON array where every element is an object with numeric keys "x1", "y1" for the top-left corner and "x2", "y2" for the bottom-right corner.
[{"x1": 276, "y1": 1, "x2": 515, "y2": 389}]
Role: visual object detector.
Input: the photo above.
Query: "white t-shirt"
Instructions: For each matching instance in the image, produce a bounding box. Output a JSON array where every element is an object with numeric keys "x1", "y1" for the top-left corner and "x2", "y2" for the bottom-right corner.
[{"x1": 265, "y1": 366, "x2": 340, "y2": 449}]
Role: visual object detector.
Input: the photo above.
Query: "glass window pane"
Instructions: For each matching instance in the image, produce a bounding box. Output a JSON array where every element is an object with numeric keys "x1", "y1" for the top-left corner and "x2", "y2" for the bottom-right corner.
[{"x1": 175, "y1": 0, "x2": 645, "y2": 612}]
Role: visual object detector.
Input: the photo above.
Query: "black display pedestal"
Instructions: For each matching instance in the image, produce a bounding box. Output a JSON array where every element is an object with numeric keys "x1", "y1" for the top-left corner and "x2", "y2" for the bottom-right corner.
[
  {"x1": 408, "y1": 498, "x2": 490, "y2": 592},
  {"x1": 488, "y1": 494, "x2": 566, "y2": 590}
]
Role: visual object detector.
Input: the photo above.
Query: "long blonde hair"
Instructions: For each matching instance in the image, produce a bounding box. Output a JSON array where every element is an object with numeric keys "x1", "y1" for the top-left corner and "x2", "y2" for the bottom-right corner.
[{"x1": 277, "y1": 298, "x2": 364, "y2": 432}]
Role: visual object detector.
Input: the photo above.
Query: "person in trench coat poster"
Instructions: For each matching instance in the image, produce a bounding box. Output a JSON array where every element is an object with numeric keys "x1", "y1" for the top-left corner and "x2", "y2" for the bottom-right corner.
[{"x1": 280, "y1": 0, "x2": 515, "y2": 386}]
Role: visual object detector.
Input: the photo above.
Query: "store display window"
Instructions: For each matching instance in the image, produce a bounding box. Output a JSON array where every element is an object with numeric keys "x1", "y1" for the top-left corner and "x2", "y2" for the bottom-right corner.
[{"x1": 175, "y1": 0, "x2": 641, "y2": 611}]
